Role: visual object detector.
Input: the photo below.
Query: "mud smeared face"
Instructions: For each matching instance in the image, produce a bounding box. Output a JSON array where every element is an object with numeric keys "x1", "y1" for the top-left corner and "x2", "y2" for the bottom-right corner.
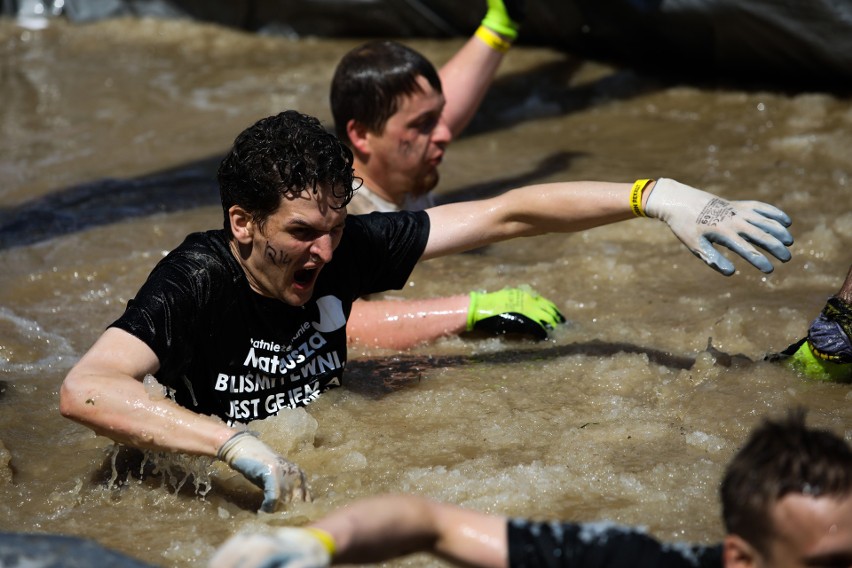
[{"x1": 236, "y1": 187, "x2": 346, "y2": 306}]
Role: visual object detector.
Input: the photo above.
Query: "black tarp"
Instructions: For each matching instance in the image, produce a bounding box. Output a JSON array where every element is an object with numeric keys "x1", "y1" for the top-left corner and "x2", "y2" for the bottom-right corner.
[{"x1": 4, "y1": 1, "x2": 851, "y2": 89}]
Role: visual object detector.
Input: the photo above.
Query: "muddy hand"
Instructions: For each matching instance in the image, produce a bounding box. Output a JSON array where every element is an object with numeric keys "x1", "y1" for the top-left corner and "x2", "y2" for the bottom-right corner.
[
  {"x1": 644, "y1": 178, "x2": 793, "y2": 275},
  {"x1": 218, "y1": 431, "x2": 311, "y2": 512}
]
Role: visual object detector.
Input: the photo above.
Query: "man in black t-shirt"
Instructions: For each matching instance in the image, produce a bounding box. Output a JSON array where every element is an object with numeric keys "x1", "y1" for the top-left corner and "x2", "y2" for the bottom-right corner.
[
  {"x1": 61, "y1": 110, "x2": 794, "y2": 513},
  {"x1": 211, "y1": 410, "x2": 852, "y2": 568}
]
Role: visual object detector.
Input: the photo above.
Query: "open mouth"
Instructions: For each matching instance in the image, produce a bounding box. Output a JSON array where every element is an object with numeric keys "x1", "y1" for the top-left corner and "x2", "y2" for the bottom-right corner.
[{"x1": 293, "y1": 268, "x2": 317, "y2": 287}]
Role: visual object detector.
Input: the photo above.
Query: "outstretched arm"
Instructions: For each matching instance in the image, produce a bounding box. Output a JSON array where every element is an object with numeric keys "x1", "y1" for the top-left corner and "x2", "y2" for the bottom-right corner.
[
  {"x1": 422, "y1": 179, "x2": 793, "y2": 276},
  {"x1": 60, "y1": 328, "x2": 309, "y2": 511},
  {"x1": 348, "y1": 288, "x2": 565, "y2": 349},
  {"x1": 209, "y1": 494, "x2": 508, "y2": 568},
  {"x1": 439, "y1": 0, "x2": 525, "y2": 136}
]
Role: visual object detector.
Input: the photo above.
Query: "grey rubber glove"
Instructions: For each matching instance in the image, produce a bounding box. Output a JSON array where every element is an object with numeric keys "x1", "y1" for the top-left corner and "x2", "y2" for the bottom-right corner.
[
  {"x1": 645, "y1": 178, "x2": 793, "y2": 275},
  {"x1": 209, "y1": 527, "x2": 333, "y2": 568},
  {"x1": 218, "y1": 431, "x2": 311, "y2": 513}
]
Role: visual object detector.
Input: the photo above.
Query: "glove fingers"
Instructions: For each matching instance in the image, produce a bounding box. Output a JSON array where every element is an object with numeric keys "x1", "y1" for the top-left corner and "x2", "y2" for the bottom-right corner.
[
  {"x1": 751, "y1": 214, "x2": 794, "y2": 245},
  {"x1": 260, "y1": 473, "x2": 284, "y2": 513},
  {"x1": 693, "y1": 238, "x2": 737, "y2": 275},
  {"x1": 704, "y1": 232, "x2": 774, "y2": 273},
  {"x1": 737, "y1": 221, "x2": 793, "y2": 262},
  {"x1": 533, "y1": 296, "x2": 566, "y2": 322},
  {"x1": 738, "y1": 200, "x2": 793, "y2": 227}
]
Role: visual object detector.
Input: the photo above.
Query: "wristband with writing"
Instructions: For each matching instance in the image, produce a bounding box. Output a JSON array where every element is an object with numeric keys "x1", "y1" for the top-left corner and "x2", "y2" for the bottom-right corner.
[{"x1": 630, "y1": 178, "x2": 654, "y2": 217}]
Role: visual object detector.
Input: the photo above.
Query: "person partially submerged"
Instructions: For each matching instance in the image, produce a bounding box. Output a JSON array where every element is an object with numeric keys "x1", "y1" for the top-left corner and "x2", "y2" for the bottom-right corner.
[{"x1": 61, "y1": 110, "x2": 794, "y2": 513}]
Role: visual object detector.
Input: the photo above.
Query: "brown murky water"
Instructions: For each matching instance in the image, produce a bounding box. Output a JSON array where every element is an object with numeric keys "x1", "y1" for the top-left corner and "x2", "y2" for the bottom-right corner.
[{"x1": 1, "y1": 15, "x2": 851, "y2": 568}]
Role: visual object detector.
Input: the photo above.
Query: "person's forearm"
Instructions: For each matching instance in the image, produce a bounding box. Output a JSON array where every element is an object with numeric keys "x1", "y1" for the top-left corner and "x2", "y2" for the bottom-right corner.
[
  {"x1": 347, "y1": 296, "x2": 470, "y2": 350},
  {"x1": 424, "y1": 181, "x2": 637, "y2": 260},
  {"x1": 60, "y1": 368, "x2": 235, "y2": 457},
  {"x1": 313, "y1": 494, "x2": 507, "y2": 568},
  {"x1": 438, "y1": 35, "x2": 506, "y2": 137}
]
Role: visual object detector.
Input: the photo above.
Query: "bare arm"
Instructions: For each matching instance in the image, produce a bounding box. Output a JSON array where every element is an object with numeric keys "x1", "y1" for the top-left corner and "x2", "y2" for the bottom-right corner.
[
  {"x1": 59, "y1": 327, "x2": 236, "y2": 457},
  {"x1": 314, "y1": 494, "x2": 508, "y2": 568},
  {"x1": 348, "y1": 296, "x2": 469, "y2": 350},
  {"x1": 423, "y1": 181, "x2": 635, "y2": 260},
  {"x1": 439, "y1": 35, "x2": 507, "y2": 138},
  {"x1": 422, "y1": 179, "x2": 793, "y2": 277}
]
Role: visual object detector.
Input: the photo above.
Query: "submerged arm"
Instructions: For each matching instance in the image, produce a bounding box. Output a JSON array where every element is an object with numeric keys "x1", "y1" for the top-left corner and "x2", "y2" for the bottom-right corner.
[
  {"x1": 60, "y1": 327, "x2": 309, "y2": 511},
  {"x1": 59, "y1": 327, "x2": 233, "y2": 456}
]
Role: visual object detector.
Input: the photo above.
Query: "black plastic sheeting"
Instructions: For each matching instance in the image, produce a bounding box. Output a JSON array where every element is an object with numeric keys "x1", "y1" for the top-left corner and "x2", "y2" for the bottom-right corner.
[
  {"x1": 0, "y1": 532, "x2": 159, "y2": 568},
  {"x1": 4, "y1": 0, "x2": 852, "y2": 90}
]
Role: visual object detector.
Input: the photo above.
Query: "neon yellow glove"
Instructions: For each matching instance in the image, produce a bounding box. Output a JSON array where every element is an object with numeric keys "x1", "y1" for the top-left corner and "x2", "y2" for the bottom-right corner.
[
  {"x1": 482, "y1": 0, "x2": 526, "y2": 41},
  {"x1": 772, "y1": 338, "x2": 850, "y2": 382},
  {"x1": 467, "y1": 287, "x2": 565, "y2": 341},
  {"x1": 770, "y1": 296, "x2": 852, "y2": 382}
]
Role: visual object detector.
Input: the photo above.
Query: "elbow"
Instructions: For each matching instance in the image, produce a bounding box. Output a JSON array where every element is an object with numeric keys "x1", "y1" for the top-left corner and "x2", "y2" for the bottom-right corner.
[{"x1": 59, "y1": 368, "x2": 95, "y2": 423}]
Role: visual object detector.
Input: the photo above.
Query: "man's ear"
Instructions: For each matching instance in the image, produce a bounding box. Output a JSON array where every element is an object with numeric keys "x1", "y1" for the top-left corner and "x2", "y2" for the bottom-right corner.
[
  {"x1": 228, "y1": 205, "x2": 254, "y2": 244},
  {"x1": 723, "y1": 534, "x2": 761, "y2": 568},
  {"x1": 346, "y1": 119, "x2": 371, "y2": 156}
]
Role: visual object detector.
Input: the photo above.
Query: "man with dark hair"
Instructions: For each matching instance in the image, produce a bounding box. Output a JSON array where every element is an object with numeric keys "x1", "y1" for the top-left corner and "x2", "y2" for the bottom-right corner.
[
  {"x1": 332, "y1": 2, "x2": 569, "y2": 350},
  {"x1": 62, "y1": 109, "x2": 793, "y2": 514},
  {"x1": 210, "y1": 410, "x2": 852, "y2": 568}
]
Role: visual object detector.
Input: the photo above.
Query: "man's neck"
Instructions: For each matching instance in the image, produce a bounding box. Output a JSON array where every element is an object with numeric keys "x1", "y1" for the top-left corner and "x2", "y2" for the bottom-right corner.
[{"x1": 353, "y1": 159, "x2": 404, "y2": 207}]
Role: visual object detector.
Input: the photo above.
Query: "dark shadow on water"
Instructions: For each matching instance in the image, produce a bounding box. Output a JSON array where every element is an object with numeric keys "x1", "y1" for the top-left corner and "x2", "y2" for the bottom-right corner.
[
  {"x1": 437, "y1": 150, "x2": 581, "y2": 205},
  {"x1": 0, "y1": 156, "x2": 222, "y2": 251},
  {"x1": 344, "y1": 337, "x2": 755, "y2": 400},
  {"x1": 462, "y1": 58, "x2": 663, "y2": 139}
]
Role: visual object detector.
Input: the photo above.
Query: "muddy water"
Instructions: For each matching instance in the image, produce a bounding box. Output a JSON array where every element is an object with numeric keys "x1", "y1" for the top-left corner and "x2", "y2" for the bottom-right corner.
[{"x1": 1, "y1": 15, "x2": 851, "y2": 568}]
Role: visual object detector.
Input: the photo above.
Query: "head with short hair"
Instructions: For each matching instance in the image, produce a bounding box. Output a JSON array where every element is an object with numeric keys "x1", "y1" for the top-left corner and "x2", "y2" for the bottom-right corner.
[
  {"x1": 218, "y1": 110, "x2": 356, "y2": 236},
  {"x1": 720, "y1": 408, "x2": 852, "y2": 557},
  {"x1": 330, "y1": 41, "x2": 442, "y2": 143}
]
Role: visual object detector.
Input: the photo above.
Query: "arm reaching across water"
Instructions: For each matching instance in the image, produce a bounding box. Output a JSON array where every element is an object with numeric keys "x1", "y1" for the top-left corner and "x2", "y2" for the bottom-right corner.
[
  {"x1": 209, "y1": 494, "x2": 508, "y2": 568},
  {"x1": 422, "y1": 179, "x2": 793, "y2": 276},
  {"x1": 347, "y1": 286, "x2": 565, "y2": 349},
  {"x1": 60, "y1": 328, "x2": 311, "y2": 512}
]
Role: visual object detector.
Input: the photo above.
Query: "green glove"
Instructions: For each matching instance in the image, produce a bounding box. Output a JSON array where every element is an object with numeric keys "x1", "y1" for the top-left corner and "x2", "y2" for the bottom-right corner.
[
  {"x1": 482, "y1": 0, "x2": 526, "y2": 41},
  {"x1": 773, "y1": 338, "x2": 851, "y2": 383},
  {"x1": 467, "y1": 287, "x2": 565, "y2": 341},
  {"x1": 769, "y1": 296, "x2": 852, "y2": 382}
]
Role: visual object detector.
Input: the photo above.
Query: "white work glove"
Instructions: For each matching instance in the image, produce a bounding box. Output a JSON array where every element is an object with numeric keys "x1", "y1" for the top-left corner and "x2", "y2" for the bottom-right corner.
[
  {"x1": 209, "y1": 527, "x2": 333, "y2": 568},
  {"x1": 645, "y1": 178, "x2": 793, "y2": 275},
  {"x1": 218, "y1": 431, "x2": 311, "y2": 512}
]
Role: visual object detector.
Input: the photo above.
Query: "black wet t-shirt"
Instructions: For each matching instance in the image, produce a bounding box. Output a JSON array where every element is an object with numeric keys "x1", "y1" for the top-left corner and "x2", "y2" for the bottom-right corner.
[
  {"x1": 110, "y1": 211, "x2": 429, "y2": 424},
  {"x1": 508, "y1": 519, "x2": 723, "y2": 568}
]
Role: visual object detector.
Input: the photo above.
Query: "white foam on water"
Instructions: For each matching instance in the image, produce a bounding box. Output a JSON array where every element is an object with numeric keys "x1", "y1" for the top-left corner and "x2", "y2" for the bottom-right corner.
[{"x1": 0, "y1": 307, "x2": 75, "y2": 380}]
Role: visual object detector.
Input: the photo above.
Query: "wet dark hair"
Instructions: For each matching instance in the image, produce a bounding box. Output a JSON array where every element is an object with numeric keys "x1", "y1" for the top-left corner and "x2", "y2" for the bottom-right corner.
[
  {"x1": 330, "y1": 40, "x2": 442, "y2": 143},
  {"x1": 218, "y1": 110, "x2": 357, "y2": 235},
  {"x1": 720, "y1": 408, "x2": 852, "y2": 556}
]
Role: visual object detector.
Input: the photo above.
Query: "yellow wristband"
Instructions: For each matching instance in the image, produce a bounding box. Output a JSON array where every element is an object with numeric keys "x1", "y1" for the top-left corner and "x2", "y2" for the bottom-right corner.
[
  {"x1": 306, "y1": 527, "x2": 337, "y2": 556},
  {"x1": 630, "y1": 179, "x2": 654, "y2": 217},
  {"x1": 475, "y1": 25, "x2": 512, "y2": 53}
]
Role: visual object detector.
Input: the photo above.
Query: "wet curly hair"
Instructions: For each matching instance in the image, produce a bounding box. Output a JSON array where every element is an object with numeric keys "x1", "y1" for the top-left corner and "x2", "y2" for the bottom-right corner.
[{"x1": 218, "y1": 110, "x2": 358, "y2": 235}]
